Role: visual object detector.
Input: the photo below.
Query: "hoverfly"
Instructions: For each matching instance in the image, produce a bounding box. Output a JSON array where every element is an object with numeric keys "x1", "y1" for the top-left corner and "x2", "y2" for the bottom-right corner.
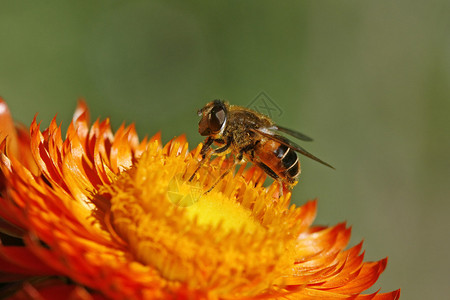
[{"x1": 189, "y1": 100, "x2": 334, "y2": 193}]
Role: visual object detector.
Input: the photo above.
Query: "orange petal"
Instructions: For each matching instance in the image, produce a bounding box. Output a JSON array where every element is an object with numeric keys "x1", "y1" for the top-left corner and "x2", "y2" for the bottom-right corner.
[
  {"x1": 8, "y1": 281, "x2": 108, "y2": 300},
  {"x1": 72, "y1": 99, "x2": 91, "y2": 148},
  {"x1": 0, "y1": 246, "x2": 56, "y2": 276},
  {"x1": 0, "y1": 98, "x2": 18, "y2": 158},
  {"x1": 331, "y1": 258, "x2": 388, "y2": 294}
]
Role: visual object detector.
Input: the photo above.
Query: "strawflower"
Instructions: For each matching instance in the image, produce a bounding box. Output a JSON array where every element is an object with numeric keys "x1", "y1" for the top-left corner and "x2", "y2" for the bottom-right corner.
[{"x1": 0, "y1": 99, "x2": 400, "y2": 299}]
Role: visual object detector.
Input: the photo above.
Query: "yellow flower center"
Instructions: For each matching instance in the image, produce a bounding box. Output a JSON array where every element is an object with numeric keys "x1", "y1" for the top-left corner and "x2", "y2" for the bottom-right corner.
[
  {"x1": 97, "y1": 140, "x2": 298, "y2": 296},
  {"x1": 166, "y1": 163, "x2": 262, "y2": 236},
  {"x1": 184, "y1": 192, "x2": 262, "y2": 235}
]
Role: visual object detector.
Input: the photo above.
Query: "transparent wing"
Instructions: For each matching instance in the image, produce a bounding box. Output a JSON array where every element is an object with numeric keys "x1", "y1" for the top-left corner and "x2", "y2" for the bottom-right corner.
[
  {"x1": 269, "y1": 125, "x2": 313, "y2": 142},
  {"x1": 252, "y1": 128, "x2": 335, "y2": 169}
]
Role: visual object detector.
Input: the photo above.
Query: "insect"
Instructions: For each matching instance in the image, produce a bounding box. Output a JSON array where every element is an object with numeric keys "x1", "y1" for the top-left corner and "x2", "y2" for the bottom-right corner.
[{"x1": 189, "y1": 100, "x2": 334, "y2": 193}]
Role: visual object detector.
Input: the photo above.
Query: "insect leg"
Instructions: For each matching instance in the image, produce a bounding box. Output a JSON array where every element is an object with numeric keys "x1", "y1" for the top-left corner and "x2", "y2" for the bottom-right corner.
[
  {"x1": 277, "y1": 179, "x2": 284, "y2": 197},
  {"x1": 200, "y1": 137, "x2": 214, "y2": 157},
  {"x1": 204, "y1": 144, "x2": 243, "y2": 194},
  {"x1": 213, "y1": 137, "x2": 232, "y2": 154},
  {"x1": 254, "y1": 160, "x2": 285, "y2": 197},
  {"x1": 254, "y1": 161, "x2": 279, "y2": 180},
  {"x1": 188, "y1": 137, "x2": 214, "y2": 182},
  {"x1": 204, "y1": 161, "x2": 236, "y2": 194},
  {"x1": 188, "y1": 136, "x2": 232, "y2": 182}
]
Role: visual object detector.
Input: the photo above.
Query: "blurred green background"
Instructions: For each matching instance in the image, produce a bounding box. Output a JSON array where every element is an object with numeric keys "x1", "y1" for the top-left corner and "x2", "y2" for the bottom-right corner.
[{"x1": 1, "y1": 1, "x2": 449, "y2": 299}]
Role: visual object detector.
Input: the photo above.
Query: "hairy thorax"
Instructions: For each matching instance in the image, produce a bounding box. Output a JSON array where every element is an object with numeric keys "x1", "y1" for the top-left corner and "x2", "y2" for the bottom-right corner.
[{"x1": 225, "y1": 110, "x2": 272, "y2": 152}]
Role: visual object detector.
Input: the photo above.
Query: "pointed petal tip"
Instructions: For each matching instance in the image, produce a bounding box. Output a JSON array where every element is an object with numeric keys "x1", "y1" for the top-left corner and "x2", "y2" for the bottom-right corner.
[
  {"x1": 32, "y1": 113, "x2": 39, "y2": 123},
  {"x1": 0, "y1": 99, "x2": 19, "y2": 157},
  {"x1": 73, "y1": 99, "x2": 90, "y2": 123},
  {"x1": 0, "y1": 99, "x2": 9, "y2": 113},
  {"x1": 151, "y1": 131, "x2": 162, "y2": 141},
  {"x1": 77, "y1": 98, "x2": 87, "y2": 107},
  {"x1": 0, "y1": 138, "x2": 7, "y2": 154},
  {"x1": 177, "y1": 134, "x2": 187, "y2": 143},
  {"x1": 373, "y1": 288, "x2": 401, "y2": 300}
]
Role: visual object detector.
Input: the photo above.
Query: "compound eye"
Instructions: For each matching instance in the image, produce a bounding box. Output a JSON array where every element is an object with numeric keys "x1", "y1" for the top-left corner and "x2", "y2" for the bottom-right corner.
[{"x1": 208, "y1": 105, "x2": 226, "y2": 133}]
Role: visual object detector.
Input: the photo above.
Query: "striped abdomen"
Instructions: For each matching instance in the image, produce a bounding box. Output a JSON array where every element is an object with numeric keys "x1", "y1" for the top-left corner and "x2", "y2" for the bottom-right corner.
[{"x1": 254, "y1": 139, "x2": 301, "y2": 185}]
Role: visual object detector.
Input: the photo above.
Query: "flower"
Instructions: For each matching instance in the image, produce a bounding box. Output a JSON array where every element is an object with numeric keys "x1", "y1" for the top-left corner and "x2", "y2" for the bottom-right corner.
[{"x1": 0, "y1": 98, "x2": 400, "y2": 300}]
